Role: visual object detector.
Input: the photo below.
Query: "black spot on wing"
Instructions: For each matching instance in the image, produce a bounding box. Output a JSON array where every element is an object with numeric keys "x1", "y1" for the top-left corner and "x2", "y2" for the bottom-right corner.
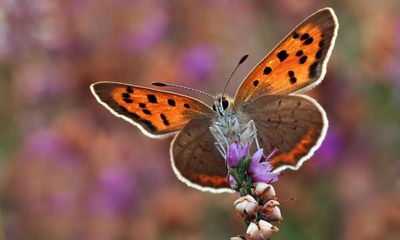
[
  {"x1": 139, "y1": 103, "x2": 146, "y2": 108},
  {"x1": 117, "y1": 103, "x2": 156, "y2": 131},
  {"x1": 288, "y1": 71, "x2": 297, "y2": 84},
  {"x1": 303, "y1": 37, "x2": 313, "y2": 45},
  {"x1": 300, "y1": 33, "x2": 309, "y2": 40},
  {"x1": 167, "y1": 99, "x2": 176, "y2": 106},
  {"x1": 122, "y1": 92, "x2": 132, "y2": 103},
  {"x1": 299, "y1": 55, "x2": 307, "y2": 64},
  {"x1": 126, "y1": 87, "x2": 134, "y2": 94},
  {"x1": 160, "y1": 113, "x2": 169, "y2": 126},
  {"x1": 263, "y1": 66, "x2": 272, "y2": 75},
  {"x1": 123, "y1": 98, "x2": 133, "y2": 103},
  {"x1": 184, "y1": 103, "x2": 190, "y2": 109},
  {"x1": 277, "y1": 50, "x2": 288, "y2": 62},
  {"x1": 147, "y1": 94, "x2": 157, "y2": 103},
  {"x1": 253, "y1": 80, "x2": 259, "y2": 86},
  {"x1": 142, "y1": 109, "x2": 151, "y2": 115}
]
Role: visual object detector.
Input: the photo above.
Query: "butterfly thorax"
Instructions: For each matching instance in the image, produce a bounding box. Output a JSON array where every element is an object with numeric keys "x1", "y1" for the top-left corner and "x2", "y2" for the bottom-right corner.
[{"x1": 210, "y1": 95, "x2": 257, "y2": 157}]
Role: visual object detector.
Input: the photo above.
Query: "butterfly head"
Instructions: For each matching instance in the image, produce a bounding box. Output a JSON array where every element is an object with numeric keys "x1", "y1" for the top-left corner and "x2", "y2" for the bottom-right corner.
[{"x1": 212, "y1": 95, "x2": 232, "y2": 116}]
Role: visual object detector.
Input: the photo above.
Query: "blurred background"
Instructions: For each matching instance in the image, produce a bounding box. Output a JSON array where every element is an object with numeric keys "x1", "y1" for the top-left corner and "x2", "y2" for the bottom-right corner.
[{"x1": 0, "y1": 0, "x2": 399, "y2": 239}]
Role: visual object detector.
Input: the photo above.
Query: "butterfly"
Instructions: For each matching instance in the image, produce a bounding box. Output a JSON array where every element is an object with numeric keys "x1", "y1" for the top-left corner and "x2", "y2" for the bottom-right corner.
[{"x1": 91, "y1": 8, "x2": 338, "y2": 193}]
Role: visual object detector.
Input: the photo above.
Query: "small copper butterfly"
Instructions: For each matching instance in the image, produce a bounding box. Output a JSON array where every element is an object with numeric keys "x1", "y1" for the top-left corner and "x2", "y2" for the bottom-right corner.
[{"x1": 91, "y1": 8, "x2": 338, "y2": 193}]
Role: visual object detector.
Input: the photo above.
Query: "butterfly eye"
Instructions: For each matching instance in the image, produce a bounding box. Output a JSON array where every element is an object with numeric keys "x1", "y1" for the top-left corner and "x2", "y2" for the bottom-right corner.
[
  {"x1": 212, "y1": 103, "x2": 217, "y2": 111},
  {"x1": 222, "y1": 99, "x2": 229, "y2": 110}
]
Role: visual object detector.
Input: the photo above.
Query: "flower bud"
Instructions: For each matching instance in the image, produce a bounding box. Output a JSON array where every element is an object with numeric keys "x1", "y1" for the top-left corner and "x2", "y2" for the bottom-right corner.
[
  {"x1": 262, "y1": 200, "x2": 282, "y2": 222},
  {"x1": 246, "y1": 220, "x2": 279, "y2": 240},
  {"x1": 246, "y1": 222, "x2": 260, "y2": 240},
  {"x1": 264, "y1": 199, "x2": 279, "y2": 207},
  {"x1": 259, "y1": 220, "x2": 279, "y2": 238},
  {"x1": 233, "y1": 195, "x2": 258, "y2": 217},
  {"x1": 253, "y1": 182, "x2": 276, "y2": 201}
]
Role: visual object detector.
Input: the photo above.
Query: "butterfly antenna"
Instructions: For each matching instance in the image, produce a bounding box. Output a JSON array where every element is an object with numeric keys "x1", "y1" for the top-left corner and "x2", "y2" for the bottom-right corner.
[
  {"x1": 221, "y1": 54, "x2": 249, "y2": 97},
  {"x1": 152, "y1": 82, "x2": 214, "y2": 99}
]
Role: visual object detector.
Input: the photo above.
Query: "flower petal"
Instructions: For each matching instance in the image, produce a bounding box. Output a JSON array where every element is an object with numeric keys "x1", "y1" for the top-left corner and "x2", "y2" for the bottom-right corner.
[
  {"x1": 252, "y1": 171, "x2": 280, "y2": 183},
  {"x1": 227, "y1": 142, "x2": 240, "y2": 167},
  {"x1": 264, "y1": 147, "x2": 279, "y2": 162},
  {"x1": 238, "y1": 144, "x2": 250, "y2": 159},
  {"x1": 251, "y1": 148, "x2": 264, "y2": 163},
  {"x1": 246, "y1": 222, "x2": 260, "y2": 239},
  {"x1": 248, "y1": 148, "x2": 263, "y2": 174},
  {"x1": 234, "y1": 195, "x2": 258, "y2": 217},
  {"x1": 228, "y1": 175, "x2": 237, "y2": 187},
  {"x1": 259, "y1": 220, "x2": 279, "y2": 238}
]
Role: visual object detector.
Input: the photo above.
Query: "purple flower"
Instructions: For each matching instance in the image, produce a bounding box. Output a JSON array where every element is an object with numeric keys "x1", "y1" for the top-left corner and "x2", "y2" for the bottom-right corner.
[
  {"x1": 228, "y1": 174, "x2": 237, "y2": 187},
  {"x1": 248, "y1": 149, "x2": 280, "y2": 183},
  {"x1": 226, "y1": 142, "x2": 250, "y2": 167}
]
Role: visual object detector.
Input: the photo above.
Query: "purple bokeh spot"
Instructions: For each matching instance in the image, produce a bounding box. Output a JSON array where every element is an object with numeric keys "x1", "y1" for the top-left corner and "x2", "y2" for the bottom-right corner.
[
  {"x1": 313, "y1": 127, "x2": 343, "y2": 171},
  {"x1": 22, "y1": 130, "x2": 79, "y2": 168},
  {"x1": 123, "y1": 9, "x2": 169, "y2": 52},
  {"x1": 88, "y1": 166, "x2": 136, "y2": 215},
  {"x1": 181, "y1": 45, "x2": 217, "y2": 82}
]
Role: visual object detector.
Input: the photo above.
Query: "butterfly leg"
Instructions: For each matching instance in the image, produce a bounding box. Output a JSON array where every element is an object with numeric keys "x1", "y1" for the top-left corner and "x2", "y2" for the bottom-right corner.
[
  {"x1": 240, "y1": 120, "x2": 260, "y2": 150},
  {"x1": 215, "y1": 122, "x2": 230, "y2": 148},
  {"x1": 251, "y1": 122, "x2": 261, "y2": 150},
  {"x1": 215, "y1": 143, "x2": 226, "y2": 158},
  {"x1": 210, "y1": 124, "x2": 229, "y2": 158},
  {"x1": 254, "y1": 135, "x2": 261, "y2": 150}
]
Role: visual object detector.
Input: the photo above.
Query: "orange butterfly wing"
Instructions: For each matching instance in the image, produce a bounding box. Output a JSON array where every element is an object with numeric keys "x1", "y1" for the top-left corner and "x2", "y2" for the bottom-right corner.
[
  {"x1": 234, "y1": 8, "x2": 338, "y2": 106},
  {"x1": 91, "y1": 82, "x2": 213, "y2": 138}
]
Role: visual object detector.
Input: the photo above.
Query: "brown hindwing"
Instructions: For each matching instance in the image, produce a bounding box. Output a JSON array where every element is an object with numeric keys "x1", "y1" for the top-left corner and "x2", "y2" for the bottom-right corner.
[
  {"x1": 171, "y1": 117, "x2": 232, "y2": 192},
  {"x1": 242, "y1": 94, "x2": 327, "y2": 171}
]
